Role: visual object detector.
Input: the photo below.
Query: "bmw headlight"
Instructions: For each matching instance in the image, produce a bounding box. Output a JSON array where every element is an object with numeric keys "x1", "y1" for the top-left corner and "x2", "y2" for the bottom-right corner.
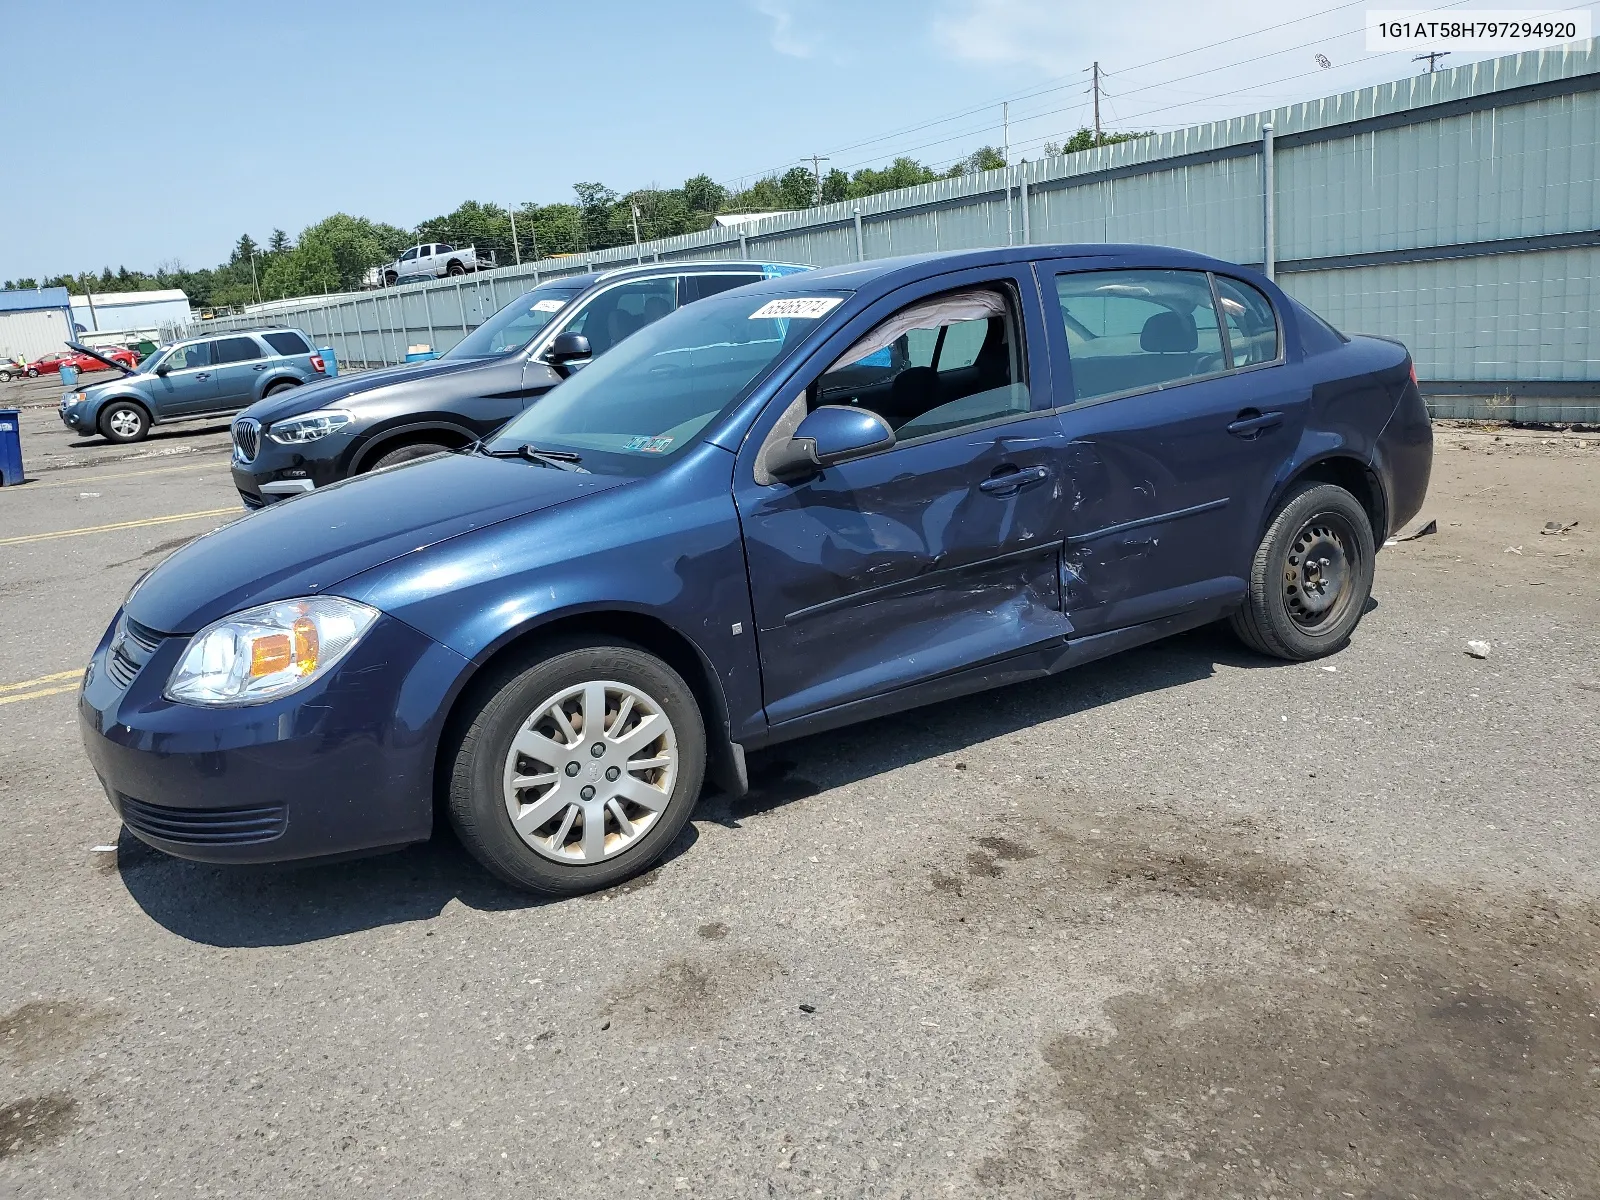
[
  {"x1": 267, "y1": 409, "x2": 353, "y2": 445},
  {"x1": 165, "y1": 597, "x2": 379, "y2": 706}
]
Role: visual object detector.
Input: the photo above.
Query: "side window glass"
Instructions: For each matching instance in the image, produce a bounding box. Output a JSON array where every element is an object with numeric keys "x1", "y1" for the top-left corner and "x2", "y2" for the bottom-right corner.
[
  {"x1": 401, "y1": 248, "x2": 418, "y2": 262},
  {"x1": 166, "y1": 342, "x2": 211, "y2": 370},
  {"x1": 682, "y1": 274, "x2": 759, "y2": 304},
  {"x1": 1053, "y1": 269, "x2": 1225, "y2": 403},
  {"x1": 815, "y1": 285, "x2": 1029, "y2": 441},
  {"x1": 558, "y1": 278, "x2": 678, "y2": 356},
  {"x1": 213, "y1": 336, "x2": 262, "y2": 364},
  {"x1": 1215, "y1": 276, "x2": 1280, "y2": 367},
  {"x1": 437, "y1": 244, "x2": 452, "y2": 254}
]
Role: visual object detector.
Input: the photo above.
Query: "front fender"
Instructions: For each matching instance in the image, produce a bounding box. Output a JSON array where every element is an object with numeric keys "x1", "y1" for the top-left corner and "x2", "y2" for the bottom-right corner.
[
  {"x1": 332, "y1": 442, "x2": 768, "y2": 743},
  {"x1": 349, "y1": 418, "x2": 482, "y2": 472}
]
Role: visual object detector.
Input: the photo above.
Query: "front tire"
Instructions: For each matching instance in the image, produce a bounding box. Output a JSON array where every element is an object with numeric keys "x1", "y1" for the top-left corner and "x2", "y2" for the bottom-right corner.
[
  {"x1": 26, "y1": 367, "x2": 39, "y2": 378},
  {"x1": 99, "y1": 401, "x2": 150, "y2": 444},
  {"x1": 1230, "y1": 482, "x2": 1375, "y2": 660},
  {"x1": 447, "y1": 641, "x2": 706, "y2": 895},
  {"x1": 370, "y1": 442, "x2": 449, "y2": 470}
]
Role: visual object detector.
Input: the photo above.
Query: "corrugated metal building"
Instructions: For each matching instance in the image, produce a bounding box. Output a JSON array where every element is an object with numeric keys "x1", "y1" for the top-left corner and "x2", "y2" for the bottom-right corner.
[
  {"x1": 204, "y1": 40, "x2": 1600, "y2": 419},
  {"x1": 0, "y1": 288, "x2": 75, "y2": 363}
]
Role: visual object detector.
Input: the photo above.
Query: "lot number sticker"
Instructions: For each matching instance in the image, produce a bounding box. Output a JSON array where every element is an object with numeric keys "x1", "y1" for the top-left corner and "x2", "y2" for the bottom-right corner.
[
  {"x1": 530, "y1": 298, "x2": 566, "y2": 312},
  {"x1": 748, "y1": 297, "x2": 844, "y2": 321}
]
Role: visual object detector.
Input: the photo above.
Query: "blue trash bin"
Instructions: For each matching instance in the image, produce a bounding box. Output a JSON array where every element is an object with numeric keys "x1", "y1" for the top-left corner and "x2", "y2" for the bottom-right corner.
[
  {"x1": 0, "y1": 409, "x2": 24, "y2": 486},
  {"x1": 59, "y1": 363, "x2": 79, "y2": 388},
  {"x1": 318, "y1": 347, "x2": 338, "y2": 378}
]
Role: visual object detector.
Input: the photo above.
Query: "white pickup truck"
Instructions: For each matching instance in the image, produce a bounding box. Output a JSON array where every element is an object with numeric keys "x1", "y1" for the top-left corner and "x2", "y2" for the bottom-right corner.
[{"x1": 383, "y1": 242, "x2": 494, "y2": 285}]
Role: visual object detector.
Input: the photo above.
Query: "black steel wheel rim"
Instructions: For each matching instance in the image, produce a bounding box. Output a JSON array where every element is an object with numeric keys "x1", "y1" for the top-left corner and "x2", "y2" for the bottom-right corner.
[{"x1": 1282, "y1": 511, "x2": 1360, "y2": 633}]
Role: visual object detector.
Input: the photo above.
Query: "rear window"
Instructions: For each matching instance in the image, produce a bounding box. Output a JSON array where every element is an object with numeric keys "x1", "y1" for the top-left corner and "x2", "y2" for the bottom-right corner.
[{"x1": 263, "y1": 331, "x2": 311, "y2": 356}]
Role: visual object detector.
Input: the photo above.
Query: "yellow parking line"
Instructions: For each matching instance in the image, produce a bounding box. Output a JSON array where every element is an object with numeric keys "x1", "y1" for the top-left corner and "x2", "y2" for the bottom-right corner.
[
  {"x1": 0, "y1": 683, "x2": 79, "y2": 706},
  {"x1": 0, "y1": 669, "x2": 83, "y2": 695},
  {"x1": 0, "y1": 507, "x2": 239, "y2": 547},
  {"x1": 34, "y1": 458, "x2": 226, "y2": 488}
]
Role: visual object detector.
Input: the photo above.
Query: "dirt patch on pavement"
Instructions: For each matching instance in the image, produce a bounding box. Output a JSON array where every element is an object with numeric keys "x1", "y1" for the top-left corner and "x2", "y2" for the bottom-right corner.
[
  {"x1": 915, "y1": 809, "x2": 1600, "y2": 1197},
  {"x1": 0, "y1": 1000, "x2": 119, "y2": 1068},
  {"x1": 0, "y1": 1093, "x2": 80, "y2": 1161},
  {"x1": 603, "y1": 950, "x2": 780, "y2": 1036}
]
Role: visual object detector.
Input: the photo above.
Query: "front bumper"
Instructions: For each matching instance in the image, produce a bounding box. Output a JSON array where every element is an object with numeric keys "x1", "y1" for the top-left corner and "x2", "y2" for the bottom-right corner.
[
  {"x1": 79, "y1": 608, "x2": 471, "y2": 864},
  {"x1": 60, "y1": 401, "x2": 99, "y2": 434},
  {"x1": 231, "y1": 434, "x2": 357, "y2": 507}
]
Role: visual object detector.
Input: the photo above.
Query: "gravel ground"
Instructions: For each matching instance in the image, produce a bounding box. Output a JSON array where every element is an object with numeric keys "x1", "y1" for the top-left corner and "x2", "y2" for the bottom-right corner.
[{"x1": 1, "y1": 401, "x2": 1596, "y2": 1198}]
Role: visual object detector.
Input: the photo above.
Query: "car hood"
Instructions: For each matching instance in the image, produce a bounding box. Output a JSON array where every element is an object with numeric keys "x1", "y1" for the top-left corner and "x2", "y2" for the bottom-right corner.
[
  {"x1": 239, "y1": 356, "x2": 509, "y2": 425},
  {"x1": 125, "y1": 451, "x2": 626, "y2": 635}
]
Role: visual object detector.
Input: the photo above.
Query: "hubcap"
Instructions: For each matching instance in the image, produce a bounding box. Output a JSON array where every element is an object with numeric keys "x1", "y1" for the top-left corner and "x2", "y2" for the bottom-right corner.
[
  {"x1": 110, "y1": 410, "x2": 140, "y2": 437},
  {"x1": 1283, "y1": 516, "x2": 1357, "y2": 630},
  {"x1": 501, "y1": 680, "x2": 677, "y2": 864}
]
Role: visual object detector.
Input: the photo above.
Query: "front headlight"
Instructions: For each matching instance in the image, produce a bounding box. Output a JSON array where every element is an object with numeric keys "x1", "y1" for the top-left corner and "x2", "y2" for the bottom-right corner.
[
  {"x1": 165, "y1": 597, "x2": 379, "y2": 706},
  {"x1": 267, "y1": 409, "x2": 354, "y2": 445}
]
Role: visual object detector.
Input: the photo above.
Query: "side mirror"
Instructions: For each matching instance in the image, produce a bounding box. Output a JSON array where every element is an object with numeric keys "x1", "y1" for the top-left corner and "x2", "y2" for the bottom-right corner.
[
  {"x1": 546, "y1": 332, "x2": 592, "y2": 376},
  {"x1": 154, "y1": 363, "x2": 170, "y2": 375},
  {"x1": 765, "y1": 405, "x2": 895, "y2": 479}
]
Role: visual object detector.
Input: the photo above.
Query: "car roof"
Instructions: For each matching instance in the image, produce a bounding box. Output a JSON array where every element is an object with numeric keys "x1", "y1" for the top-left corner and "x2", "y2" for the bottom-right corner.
[
  {"x1": 725, "y1": 244, "x2": 1258, "y2": 300},
  {"x1": 536, "y1": 260, "x2": 812, "y2": 292}
]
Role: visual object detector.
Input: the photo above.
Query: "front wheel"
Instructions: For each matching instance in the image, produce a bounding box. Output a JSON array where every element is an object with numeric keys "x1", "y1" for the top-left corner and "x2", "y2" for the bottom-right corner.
[
  {"x1": 99, "y1": 401, "x2": 150, "y2": 444},
  {"x1": 26, "y1": 367, "x2": 39, "y2": 378},
  {"x1": 370, "y1": 442, "x2": 448, "y2": 470},
  {"x1": 1230, "y1": 482, "x2": 1375, "y2": 660},
  {"x1": 0, "y1": 370, "x2": 11, "y2": 382},
  {"x1": 384, "y1": 271, "x2": 398, "y2": 286},
  {"x1": 447, "y1": 641, "x2": 706, "y2": 895}
]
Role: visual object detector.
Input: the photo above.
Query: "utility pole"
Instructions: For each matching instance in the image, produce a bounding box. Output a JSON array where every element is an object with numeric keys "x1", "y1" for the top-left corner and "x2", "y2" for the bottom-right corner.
[
  {"x1": 508, "y1": 207, "x2": 521, "y2": 265},
  {"x1": 1413, "y1": 50, "x2": 1449, "y2": 72},
  {"x1": 1002, "y1": 101, "x2": 1010, "y2": 165},
  {"x1": 631, "y1": 203, "x2": 643, "y2": 264},
  {"x1": 249, "y1": 248, "x2": 261, "y2": 305},
  {"x1": 1092, "y1": 61, "x2": 1103, "y2": 143},
  {"x1": 806, "y1": 155, "x2": 830, "y2": 204}
]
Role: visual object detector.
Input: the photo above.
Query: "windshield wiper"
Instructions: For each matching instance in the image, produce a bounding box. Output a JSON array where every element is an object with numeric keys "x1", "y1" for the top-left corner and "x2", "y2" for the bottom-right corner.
[{"x1": 473, "y1": 441, "x2": 586, "y2": 471}]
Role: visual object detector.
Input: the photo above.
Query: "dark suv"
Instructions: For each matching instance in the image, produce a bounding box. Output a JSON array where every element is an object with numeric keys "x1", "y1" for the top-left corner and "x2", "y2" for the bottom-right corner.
[
  {"x1": 60, "y1": 328, "x2": 328, "y2": 444},
  {"x1": 229, "y1": 261, "x2": 809, "y2": 506}
]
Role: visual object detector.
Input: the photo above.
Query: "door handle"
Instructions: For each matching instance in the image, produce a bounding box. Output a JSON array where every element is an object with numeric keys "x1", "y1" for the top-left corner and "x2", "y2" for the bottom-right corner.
[
  {"x1": 1227, "y1": 409, "x2": 1283, "y2": 439},
  {"x1": 253, "y1": 364, "x2": 268, "y2": 371},
  {"x1": 196, "y1": 372, "x2": 210, "y2": 380},
  {"x1": 978, "y1": 464, "x2": 1049, "y2": 495}
]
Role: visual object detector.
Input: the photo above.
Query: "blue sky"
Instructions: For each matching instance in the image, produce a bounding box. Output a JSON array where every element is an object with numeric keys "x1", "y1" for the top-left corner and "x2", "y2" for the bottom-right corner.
[{"x1": 0, "y1": 0, "x2": 1563, "y2": 281}]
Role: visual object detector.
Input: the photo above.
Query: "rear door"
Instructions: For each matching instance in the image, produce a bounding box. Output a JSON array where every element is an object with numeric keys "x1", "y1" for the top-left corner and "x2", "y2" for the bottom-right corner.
[
  {"x1": 209, "y1": 335, "x2": 271, "y2": 409},
  {"x1": 1040, "y1": 263, "x2": 1307, "y2": 635},
  {"x1": 149, "y1": 341, "x2": 218, "y2": 417}
]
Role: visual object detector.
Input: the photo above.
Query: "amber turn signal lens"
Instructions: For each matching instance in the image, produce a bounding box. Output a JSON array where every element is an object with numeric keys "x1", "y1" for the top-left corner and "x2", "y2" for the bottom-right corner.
[
  {"x1": 292, "y1": 616, "x2": 319, "y2": 674},
  {"x1": 250, "y1": 633, "x2": 293, "y2": 677}
]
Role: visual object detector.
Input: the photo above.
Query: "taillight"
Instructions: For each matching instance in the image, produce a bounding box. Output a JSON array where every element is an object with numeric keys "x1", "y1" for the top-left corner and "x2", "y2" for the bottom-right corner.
[
  {"x1": 1408, "y1": 360, "x2": 1418, "y2": 386},
  {"x1": 310, "y1": 354, "x2": 326, "y2": 373}
]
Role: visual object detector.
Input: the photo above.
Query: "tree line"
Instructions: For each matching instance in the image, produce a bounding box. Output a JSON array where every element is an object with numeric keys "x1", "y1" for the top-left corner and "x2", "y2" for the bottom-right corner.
[{"x1": 2, "y1": 130, "x2": 1143, "y2": 308}]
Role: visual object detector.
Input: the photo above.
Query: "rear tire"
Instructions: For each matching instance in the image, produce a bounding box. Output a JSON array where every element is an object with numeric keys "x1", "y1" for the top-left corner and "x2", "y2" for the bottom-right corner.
[
  {"x1": 265, "y1": 380, "x2": 299, "y2": 397},
  {"x1": 370, "y1": 442, "x2": 449, "y2": 470},
  {"x1": 447, "y1": 261, "x2": 465, "y2": 277},
  {"x1": 1230, "y1": 482, "x2": 1375, "y2": 661},
  {"x1": 99, "y1": 401, "x2": 150, "y2": 444},
  {"x1": 446, "y1": 640, "x2": 706, "y2": 895}
]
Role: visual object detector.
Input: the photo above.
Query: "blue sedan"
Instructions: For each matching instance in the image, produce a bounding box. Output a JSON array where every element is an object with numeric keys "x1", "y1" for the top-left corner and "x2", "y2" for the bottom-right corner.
[{"x1": 79, "y1": 245, "x2": 1432, "y2": 895}]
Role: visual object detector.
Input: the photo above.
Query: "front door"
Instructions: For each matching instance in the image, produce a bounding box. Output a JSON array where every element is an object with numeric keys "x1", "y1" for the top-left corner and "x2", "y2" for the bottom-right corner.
[
  {"x1": 149, "y1": 341, "x2": 218, "y2": 417},
  {"x1": 735, "y1": 268, "x2": 1074, "y2": 727},
  {"x1": 1039, "y1": 263, "x2": 1308, "y2": 635}
]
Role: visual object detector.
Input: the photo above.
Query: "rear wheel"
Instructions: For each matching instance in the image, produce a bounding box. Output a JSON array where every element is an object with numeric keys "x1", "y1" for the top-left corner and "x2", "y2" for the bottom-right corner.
[
  {"x1": 99, "y1": 401, "x2": 150, "y2": 444},
  {"x1": 447, "y1": 641, "x2": 705, "y2": 895},
  {"x1": 370, "y1": 442, "x2": 449, "y2": 470},
  {"x1": 265, "y1": 380, "x2": 299, "y2": 397},
  {"x1": 1230, "y1": 482, "x2": 1375, "y2": 660},
  {"x1": 447, "y1": 261, "x2": 466, "y2": 277}
]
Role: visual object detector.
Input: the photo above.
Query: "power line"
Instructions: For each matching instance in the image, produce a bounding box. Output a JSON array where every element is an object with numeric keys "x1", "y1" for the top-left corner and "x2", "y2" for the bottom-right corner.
[{"x1": 718, "y1": 0, "x2": 1373, "y2": 186}]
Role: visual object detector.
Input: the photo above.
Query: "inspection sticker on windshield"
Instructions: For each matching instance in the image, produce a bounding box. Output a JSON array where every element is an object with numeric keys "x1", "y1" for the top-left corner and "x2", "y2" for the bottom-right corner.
[
  {"x1": 625, "y1": 435, "x2": 675, "y2": 454},
  {"x1": 748, "y1": 297, "x2": 843, "y2": 321},
  {"x1": 530, "y1": 298, "x2": 566, "y2": 312}
]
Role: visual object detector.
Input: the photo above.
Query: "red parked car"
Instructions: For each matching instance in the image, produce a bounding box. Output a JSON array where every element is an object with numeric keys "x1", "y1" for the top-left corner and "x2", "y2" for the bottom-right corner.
[{"x1": 16, "y1": 347, "x2": 140, "y2": 378}]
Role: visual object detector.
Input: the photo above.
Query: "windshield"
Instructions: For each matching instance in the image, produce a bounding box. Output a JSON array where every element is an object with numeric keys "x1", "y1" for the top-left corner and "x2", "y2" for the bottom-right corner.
[
  {"x1": 486, "y1": 290, "x2": 850, "y2": 476},
  {"x1": 444, "y1": 283, "x2": 584, "y2": 359}
]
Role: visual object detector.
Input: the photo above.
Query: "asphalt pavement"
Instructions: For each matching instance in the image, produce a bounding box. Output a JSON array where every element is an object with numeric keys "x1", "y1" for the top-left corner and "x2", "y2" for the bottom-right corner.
[{"x1": 1, "y1": 384, "x2": 1597, "y2": 1198}]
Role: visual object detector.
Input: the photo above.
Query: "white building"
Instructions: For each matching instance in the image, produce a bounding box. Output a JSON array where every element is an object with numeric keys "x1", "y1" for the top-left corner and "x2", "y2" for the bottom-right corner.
[{"x1": 70, "y1": 289, "x2": 193, "y2": 344}]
